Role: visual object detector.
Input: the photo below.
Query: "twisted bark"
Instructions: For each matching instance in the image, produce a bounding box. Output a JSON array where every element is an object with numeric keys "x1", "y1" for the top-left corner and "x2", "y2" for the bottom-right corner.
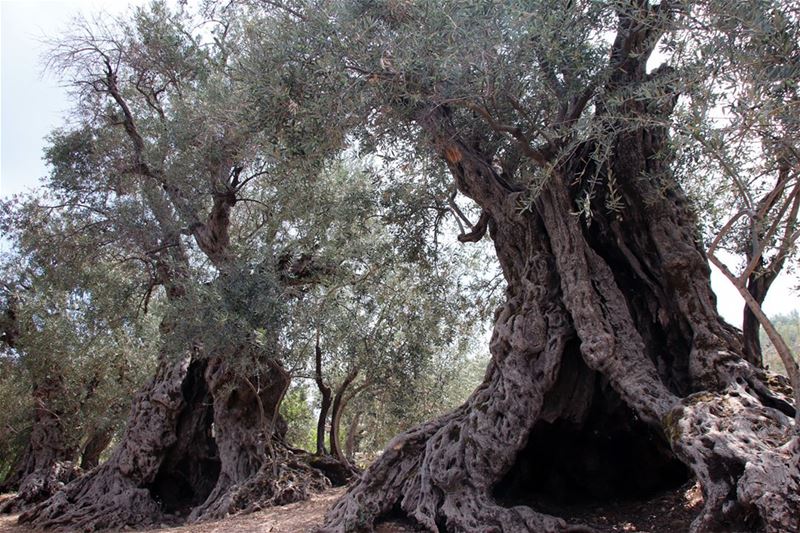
[
  {"x1": 18, "y1": 353, "x2": 193, "y2": 530},
  {"x1": 188, "y1": 356, "x2": 330, "y2": 522},
  {"x1": 320, "y1": 93, "x2": 797, "y2": 532}
]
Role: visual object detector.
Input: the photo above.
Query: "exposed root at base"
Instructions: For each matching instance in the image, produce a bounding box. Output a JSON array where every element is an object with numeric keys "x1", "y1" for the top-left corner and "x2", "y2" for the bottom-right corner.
[
  {"x1": 0, "y1": 462, "x2": 81, "y2": 515},
  {"x1": 189, "y1": 457, "x2": 332, "y2": 522}
]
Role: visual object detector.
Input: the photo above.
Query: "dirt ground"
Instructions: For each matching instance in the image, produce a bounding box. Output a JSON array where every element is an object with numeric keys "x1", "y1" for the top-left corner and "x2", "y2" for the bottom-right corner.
[
  {"x1": 0, "y1": 483, "x2": 702, "y2": 533},
  {"x1": 0, "y1": 488, "x2": 414, "y2": 533},
  {"x1": 532, "y1": 481, "x2": 703, "y2": 533}
]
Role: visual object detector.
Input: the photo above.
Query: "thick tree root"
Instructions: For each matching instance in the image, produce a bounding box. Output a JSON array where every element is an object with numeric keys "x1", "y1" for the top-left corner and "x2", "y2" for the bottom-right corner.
[
  {"x1": 321, "y1": 271, "x2": 574, "y2": 533},
  {"x1": 190, "y1": 456, "x2": 331, "y2": 522},
  {"x1": 308, "y1": 454, "x2": 360, "y2": 487},
  {"x1": 320, "y1": 407, "x2": 567, "y2": 533},
  {"x1": 0, "y1": 462, "x2": 80, "y2": 514},
  {"x1": 18, "y1": 464, "x2": 162, "y2": 531},
  {"x1": 669, "y1": 382, "x2": 799, "y2": 533}
]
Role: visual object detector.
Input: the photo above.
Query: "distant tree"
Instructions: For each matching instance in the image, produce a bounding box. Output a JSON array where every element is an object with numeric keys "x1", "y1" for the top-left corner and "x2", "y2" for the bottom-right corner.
[
  {"x1": 0, "y1": 244, "x2": 157, "y2": 511},
  {"x1": 279, "y1": 383, "x2": 316, "y2": 452},
  {"x1": 762, "y1": 311, "x2": 800, "y2": 374},
  {"x1": 274, "y1": 161, "x2": 497, "y2": 475},
  {"x1": 306, "y1": 250, "x2": 489, "y2": 468},
  {"x1": 672, "y1": 2, "x2": 800, "y2": 368}
]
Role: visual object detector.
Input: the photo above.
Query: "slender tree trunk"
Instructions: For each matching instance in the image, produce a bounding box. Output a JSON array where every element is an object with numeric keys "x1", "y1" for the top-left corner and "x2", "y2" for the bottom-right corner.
[
  {"x1": 316, "y1": 395, "x2": 332, "y2": 457},
  {"x1": 329, "y1": 369, "x2": 358, "y2": 467},
  {"x1": 742, "y1": 269, "x2": 777, "y2": 368},
  {"x1": 314, "y1": 333, "x2": 332, "y2": 456}
]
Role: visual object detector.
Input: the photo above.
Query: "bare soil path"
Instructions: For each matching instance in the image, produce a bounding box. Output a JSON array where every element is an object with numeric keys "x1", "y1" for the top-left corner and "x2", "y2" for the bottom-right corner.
[{"x1": 0, "y1": 488, "x2": 414, "y2": 533}]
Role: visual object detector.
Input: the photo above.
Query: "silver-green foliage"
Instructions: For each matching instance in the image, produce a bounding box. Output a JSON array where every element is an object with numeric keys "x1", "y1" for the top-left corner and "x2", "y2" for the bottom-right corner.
[{"x1": 0, "y1": 0, "x2": 502, "y2": 468}]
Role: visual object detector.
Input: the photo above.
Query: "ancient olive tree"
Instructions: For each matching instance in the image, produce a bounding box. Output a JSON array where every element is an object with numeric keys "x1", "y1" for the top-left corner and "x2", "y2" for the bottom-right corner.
[
  {"x1": 15, "y1": 3, "x2": 331, "y2": 529},
  {"x1": 239, "y1": 1, "x2": 800, "y2": 531},
  {"x1": 14, "y1": 2, "x2": 492, "y2": 530}
]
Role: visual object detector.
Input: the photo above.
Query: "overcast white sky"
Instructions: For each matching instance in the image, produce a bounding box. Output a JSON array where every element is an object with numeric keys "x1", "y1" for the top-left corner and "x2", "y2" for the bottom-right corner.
[{"x1": 1, "y1": 0, "x2": 798, "y2": 325}]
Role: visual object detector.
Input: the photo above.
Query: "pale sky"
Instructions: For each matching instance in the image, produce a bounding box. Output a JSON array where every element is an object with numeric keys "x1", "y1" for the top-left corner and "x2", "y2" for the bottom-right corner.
[{"x1": 0, "y1": 0, "x2": 798, "y2": 325}]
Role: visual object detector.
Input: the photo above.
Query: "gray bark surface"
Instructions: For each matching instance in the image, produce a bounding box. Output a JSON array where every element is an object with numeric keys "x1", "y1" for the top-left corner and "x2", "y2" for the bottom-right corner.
[{"x1": 320, "y1": 51, "x2": 799, "y2": 532}]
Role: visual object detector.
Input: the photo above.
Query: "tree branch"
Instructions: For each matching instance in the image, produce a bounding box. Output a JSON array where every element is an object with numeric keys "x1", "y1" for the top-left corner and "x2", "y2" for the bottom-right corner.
[
  {"x1": 457, "y1": 211, "x2": 490, "y2": 243},
  {"x1": 708, "y1": 252, "x2": 800, "y2": 429}
]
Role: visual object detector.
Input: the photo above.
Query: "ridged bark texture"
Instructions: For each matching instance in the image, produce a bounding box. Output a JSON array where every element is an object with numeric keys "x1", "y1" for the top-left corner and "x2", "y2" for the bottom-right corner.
[
  {"x1": 187, "y1": 356, "x2": 330, "y2": 522},
  {"x1": 320, "y1": 95, "x2": 798, "y2": 532},
  {"x1": 18, "y1": 354, "x2": 193, "y2": 530},
  {"x1": 18, "y1": 349, "x2": 330, "y2": 532}
]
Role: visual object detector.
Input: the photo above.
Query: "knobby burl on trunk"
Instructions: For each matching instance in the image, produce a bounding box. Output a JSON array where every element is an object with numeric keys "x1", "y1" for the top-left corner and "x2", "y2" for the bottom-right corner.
[{"x1": 321, "y1": 8, "x2": 798, "y2": 533}]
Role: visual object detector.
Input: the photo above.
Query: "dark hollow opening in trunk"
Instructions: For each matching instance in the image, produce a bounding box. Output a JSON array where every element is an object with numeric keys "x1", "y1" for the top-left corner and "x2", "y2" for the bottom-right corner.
[
  {"x1": 147, "y1": 360, "x2": 221, "y2": 516},
  {"x1": 494, "y1": 353, "x2": 689, "y2": 508}
]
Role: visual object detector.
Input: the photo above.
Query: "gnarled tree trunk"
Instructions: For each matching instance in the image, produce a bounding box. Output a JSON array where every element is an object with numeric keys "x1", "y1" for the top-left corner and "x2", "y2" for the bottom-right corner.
[
  {"x1": 188, "y1": 355, "x2": 330, "y2": 522},
  {"x1": 0, "y1": 375, "x2": 80, "y2": 514},
  {"x1": 18, "y1": 191, "x2": 336, "y2": 530},
  {"x1": 19, "y1": 346, "x2": 329, "y2": 531},
  {"x1": 18, "y1": 350, "x2": 196, "y2": 530},
  {"x1": 321, "y1": 51, "x2": 798, "y2": 533},
  {"x1": 18, "y1": 250, "x2": 228, "y2": 530},
  {"x1": 0, "y1": 445, "x2": 35, "y2": 494}
]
